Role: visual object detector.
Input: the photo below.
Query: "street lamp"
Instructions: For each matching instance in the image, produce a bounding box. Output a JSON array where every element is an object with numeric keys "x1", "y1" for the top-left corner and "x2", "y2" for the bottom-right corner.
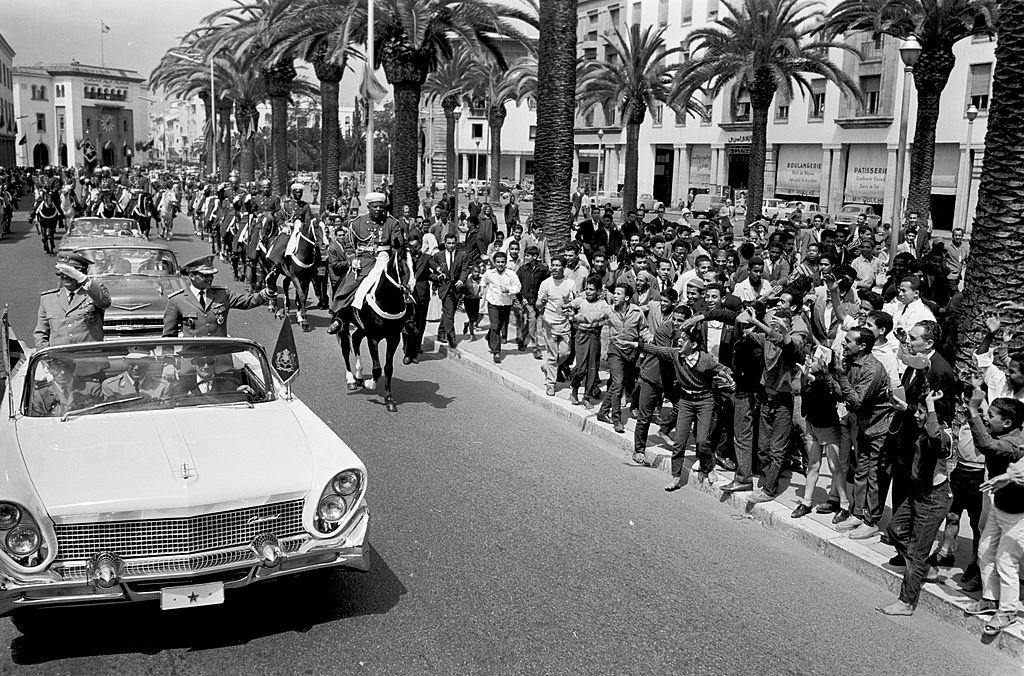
[
  {"x1": 962, "y1": 103, "x2": 980, "y2": 232},
  {"x1": 387, "y1": 142, "x2": 392, "y2": 179},
  {"x1": 890, "y1": 35, "x2": 921, "y2": 263},
  {"x1": 168, "y1": 50, "x2": 216, "y2": 177},
  {"x1": 597, "y1": 128, "x2": 604, "y2": 193},
  {"x1": 138, "y1": 95, "x2": 167, "y2": 170}
]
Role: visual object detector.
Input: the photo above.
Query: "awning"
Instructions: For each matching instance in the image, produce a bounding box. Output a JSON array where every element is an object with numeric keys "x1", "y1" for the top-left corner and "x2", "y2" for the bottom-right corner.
[
  {"x1": 775, "y1": 144, "x2": 822, "y2": 197},
  {"x1": 930, "y1": 143, "x2": 960, "y2": 194}
]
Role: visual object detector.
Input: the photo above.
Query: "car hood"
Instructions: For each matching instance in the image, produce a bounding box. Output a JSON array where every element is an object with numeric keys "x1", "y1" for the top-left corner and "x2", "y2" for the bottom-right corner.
[
  {"x1": 15, "y1": 404, "x2": 314, "y2": 520},
  {"x1": 101, "y1": 276, "x2": 184, "y2": 315}
]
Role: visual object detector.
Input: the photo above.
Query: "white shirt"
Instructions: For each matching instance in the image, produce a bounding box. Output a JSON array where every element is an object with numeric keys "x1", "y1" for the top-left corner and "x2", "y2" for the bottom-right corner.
[
  {"x1": 673, "y1": 269, "x2": 698, "y2": 297},
  {"x1": 190, "y1": 284, "x2": 209, "y2": 308},
  {"x1": 884, "y1": 297, "x2": 936, "y2": 334},
  {"x1": 706, "y1": 321, "x2": 724, "y2": 362},
  {"x1": 733, "y1": 277, "x2": 771, "y2": 302},
  {"x1": 872, "y1": 333, "x2": 904, "y2": 389},
  {"x1": 481, "y1": 268, "x2": 522, "y2": 306},
  {"x1": 975, "y1": 348, "x2": 1024, "y2": 403}
]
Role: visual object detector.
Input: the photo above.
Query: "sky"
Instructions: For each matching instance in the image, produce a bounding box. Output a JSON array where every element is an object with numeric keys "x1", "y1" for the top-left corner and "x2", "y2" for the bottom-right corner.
[{"x1": 0, "y1": 0, "x2": 375, "y2": 101}]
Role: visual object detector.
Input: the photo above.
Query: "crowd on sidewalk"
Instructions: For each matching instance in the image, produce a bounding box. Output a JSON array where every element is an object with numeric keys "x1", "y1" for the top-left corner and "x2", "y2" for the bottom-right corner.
[{"x1": 420, "y1": 196, "x2": 1024, "y2": 635}]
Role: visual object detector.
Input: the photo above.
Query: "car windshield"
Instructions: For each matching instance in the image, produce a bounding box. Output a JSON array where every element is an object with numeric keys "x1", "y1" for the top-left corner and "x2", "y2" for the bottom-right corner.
[
  {"x1": 81, "y1": 247, "x2": 179, "y2": 276},
  {"x1": 786, "y1": 202, "x2": 804, "y2": 208},
  {"x1": 841, "y1": 206, "x2": 863, "y2": 214},
  {"x1": 68, "y1": 219, "x2": 142, "y2": 238},
  {"x1": 25, "y1": 340, "x2": 276, "y2": 418}
]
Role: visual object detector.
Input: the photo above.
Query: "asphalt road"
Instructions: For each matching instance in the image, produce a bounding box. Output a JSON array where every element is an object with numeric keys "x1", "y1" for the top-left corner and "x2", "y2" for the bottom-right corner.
[{"x1": 0, "y1": 211, "x2": 1015, "y2": 674}]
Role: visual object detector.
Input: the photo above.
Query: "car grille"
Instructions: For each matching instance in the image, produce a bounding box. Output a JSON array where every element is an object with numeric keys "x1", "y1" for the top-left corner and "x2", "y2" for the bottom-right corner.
[
  {"x1": 52, "y1": 536, "x2": 307, "y2": 581},
  {"x1": 53, "y1": 500, "x2": 306, "y2": 560},
  {"x1": 104, "y1": 316, "x2": 163, "y2": 333}
]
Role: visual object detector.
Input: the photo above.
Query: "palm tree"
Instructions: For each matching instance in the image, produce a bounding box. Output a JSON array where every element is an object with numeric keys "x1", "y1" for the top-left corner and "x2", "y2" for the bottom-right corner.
[
  {"x1": 956, "y1": 1, "x2": 1024, "y2": 369},
  {"x1": 423, "y1": 48, "x2": 479, "y2": 215},
  {"x1": 269, "y1": 0, "x2": 537, "y2": 216},
  {"x1": 150, "y1": 45, "x2": 217, "y2": 175},
  {"x1": 677, "y1": 0, "x2": 859, "y2": 224},
  {"x1": 822, "y1": 0, "x2": 996, "y2": 223},
  {"x1": 261, "y1": 0, "x2": 362, "y2": 202},
  {"x1": 533, "y1": 0, "x2": 576, "y2": 255},
  {"x1": 471, "y1": 53, "x2": 537, "y2": 205},
  {"x1": 197, "y1": 0, "x2": 303, "y2": 195},
  {"x1": 578, "y1": 24, "x2": 690, "y2": 219}
]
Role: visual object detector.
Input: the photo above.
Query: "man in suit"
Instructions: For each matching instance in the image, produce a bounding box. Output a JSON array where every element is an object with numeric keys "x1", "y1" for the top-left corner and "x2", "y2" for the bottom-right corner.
[
  {"x1": 402, "y1": 232, "x2": 433, "y2": 364},
  {"x1": 29, "y1": 355, "x2": 102, "y2": 417},
  {"x1": 430, "y1": 232, "x2": 468, "y2": 346},
  {"x1": 34, "y1": 252, "x2": 112, "y2": 348},
  {"x1": 101, "y1": 349, "x2": 173, "y2": 401},
  {"x1": 171, "y1": 352, "x2": 247, "y2": 397},
  {"x1": 163, "y1": 255, "x2": 274, "y2": 337}
]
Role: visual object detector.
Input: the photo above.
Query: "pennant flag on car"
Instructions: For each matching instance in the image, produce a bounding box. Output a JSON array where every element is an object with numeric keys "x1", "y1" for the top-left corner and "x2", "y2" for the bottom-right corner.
[{"x1": 271, "y1": 317, "x2": 299, "y2": 384}]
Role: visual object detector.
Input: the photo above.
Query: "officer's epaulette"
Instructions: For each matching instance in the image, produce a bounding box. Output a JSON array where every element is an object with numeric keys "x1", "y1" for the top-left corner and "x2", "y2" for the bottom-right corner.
[
  {"x1": 40, "y1": 288, "x2": 59, "y2": 295},
  {"x1": 167, "y1": 288, "x2": 185, "y2": 298},
  {"x1": 208, "y1": 286, "x2": 226, "y2": 291}
]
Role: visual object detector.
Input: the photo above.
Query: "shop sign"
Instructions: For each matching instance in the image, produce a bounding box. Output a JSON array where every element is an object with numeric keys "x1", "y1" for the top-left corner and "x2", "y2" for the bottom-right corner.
[
  {"x1": 689, "y1": 146, "x2": 712, "y2": 186},
  {"x1": 844, "y1": 144, "x2": 887, "y2": 204},
  {"x1": 775, "y1": 144, "x2": 821, "y2": 197}
]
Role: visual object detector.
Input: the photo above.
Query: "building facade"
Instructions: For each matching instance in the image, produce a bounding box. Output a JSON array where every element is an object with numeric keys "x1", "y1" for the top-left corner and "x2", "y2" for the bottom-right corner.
[
  {"x1": 13, "y1": 61, "x2": 152, "y2": 169},
  {"x1": 0, "y1": 34, "x2": 15, "y2": 169},
  {"x1": 570, "y1": 0, "x2": 994, "y2": 232}
]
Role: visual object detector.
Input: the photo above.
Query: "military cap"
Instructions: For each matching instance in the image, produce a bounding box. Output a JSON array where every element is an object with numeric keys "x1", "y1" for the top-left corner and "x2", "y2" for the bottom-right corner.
[
  {"x1": 365, "y1": 191, "x2": 386, "y2": 204},
  {"x1": 182, "y1": 254, "x2": 218, "y2": 275},
  {"x1": 290, "y1": 182, "x2": 305, "y2": 192},
  {"x1": 56, "y1": 252, "x2": 94, "y2": 271}
]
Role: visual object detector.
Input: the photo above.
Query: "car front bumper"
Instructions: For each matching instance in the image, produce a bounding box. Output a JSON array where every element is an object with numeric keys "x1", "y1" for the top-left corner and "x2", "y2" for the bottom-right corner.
[{"x1": 0, "y1": 506, "x2": 369, "y2": 616}]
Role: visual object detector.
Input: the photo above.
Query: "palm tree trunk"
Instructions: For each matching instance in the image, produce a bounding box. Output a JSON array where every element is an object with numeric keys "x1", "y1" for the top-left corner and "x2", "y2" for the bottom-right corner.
[
  {"x1": 906, "y1": 48, "x2": 955, "y2": 223},
  {"x1": 746, "y1": 103, "x2": 769, "y2": 225},
  {"x1": 488, "y1": 106, "x2": 506, "y2": 205},
  {"x1": 235, "y1": 106, "x2": 258, "y2": 182},
  {"x1": 622, "y1": 120, "x2": 641, "y2": 218},
  {"x1": 534, "y1": 0, "x2": 577, "y2": 255},
  {"x1": 443, "y1": 96, "x2": 459, "y2": 216},
  {"x1": 218, "y1": 102, "x2": 232, "y2": 180},
  {"x1": 391, "y1": 81, "x2": 421, "y2": 217},
  {"x1": 200, "y1": 92, "x2": 213, "y2": 175},
  {"x1": 957, "y1": 2, "x2": 1024, "y2": 372},
  {"x1": 319, "y1": 76, "x2": 342, "y2": 203},
  {"x1": 271, "y1": 95, "x2": 289, "y2": 195}
]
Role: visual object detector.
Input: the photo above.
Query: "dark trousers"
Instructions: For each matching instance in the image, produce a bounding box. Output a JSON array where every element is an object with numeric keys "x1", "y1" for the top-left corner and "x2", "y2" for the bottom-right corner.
[
  {"x1": 570, "y1": 331, "x2": 601, "y2": 395},
  {"x1": 712, "y1": 394, "x2": 735, "y2": 462},
  {"x1": 487, "y1": 304, "x2": 512, "y2": 353},
  {"x1": 672, "y1": 392, "x2": 716, "y2": 476},
  {"x1": 733, "y1": 391, "x2": 761, "y2": 483},
  {"x1": 464, "y1": 297, "x2": 481, "y2": 330},
  {"x1": 881, "y1": 424, "x2": 916, "y2": 516},
  {"x1": 599, "y1": 351, "x2": 634, "y2": 423},
  {"x1": 312, "y1": 267, "x2": 329, "y2": 306},
  {"x1": 633, "y1": 378, "x2": 666, "y2": 455},
  {"x1": 886, "y1": 480, "x2": 952, "y2": 605},
  {"x1": 853, "y1": 430, "x2": 888, "y2": 525},
  {"x1": 403, "y1": 291, "x2": 430, "y2": 358},
  {"x1": 439, "y1": 291, "x2": 458, "y2": 339},
  {"x1": 758, "y1": 392, "x2": 794, "y2": 496}
]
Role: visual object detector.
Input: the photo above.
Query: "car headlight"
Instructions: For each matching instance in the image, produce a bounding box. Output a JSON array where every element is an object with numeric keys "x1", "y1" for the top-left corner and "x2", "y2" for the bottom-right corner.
[
  {"x1": 0, "y1": 503, "x2": 21, "y2": 529},
  {"x1": 317, "y1": 495, "x2": 347, "y2": 523},
  {"x1": 6, "y1": 524, "x2": 40, "y2": 556},
  {"x1": 331, "y1": 470, "x2": 360, "y2": 497}
]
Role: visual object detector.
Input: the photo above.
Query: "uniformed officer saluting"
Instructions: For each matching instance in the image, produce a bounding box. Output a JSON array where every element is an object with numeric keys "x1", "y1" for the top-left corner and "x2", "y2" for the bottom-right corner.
[
  {"x1": 162, "y1": 254, "x2": 275, "y2": 337},
  {"x1": 34, "y1": 252, "x2": 112, "y2": 348}
]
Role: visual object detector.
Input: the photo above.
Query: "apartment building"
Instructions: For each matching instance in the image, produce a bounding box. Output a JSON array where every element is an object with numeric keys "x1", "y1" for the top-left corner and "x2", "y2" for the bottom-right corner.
[{"x1": 0, "y1": 33, "x2": 15, "y2": 169}]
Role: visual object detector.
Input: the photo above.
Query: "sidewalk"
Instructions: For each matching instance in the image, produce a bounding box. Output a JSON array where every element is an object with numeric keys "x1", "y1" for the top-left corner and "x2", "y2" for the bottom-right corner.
[{"x1": 421, "y1": 308, "x2": 1024, "y2": 658}]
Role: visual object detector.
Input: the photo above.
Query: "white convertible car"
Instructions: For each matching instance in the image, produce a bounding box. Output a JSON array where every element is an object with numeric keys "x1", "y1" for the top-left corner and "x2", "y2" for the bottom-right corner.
[{"x1": 0, "y1": 336, "x2": 368, "y2": 623}]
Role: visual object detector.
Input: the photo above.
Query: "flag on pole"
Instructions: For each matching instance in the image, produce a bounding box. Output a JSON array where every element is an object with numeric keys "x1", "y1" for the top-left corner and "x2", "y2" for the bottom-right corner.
[
  {"x1": 359, "y1": 65, "x2": 388, "y2": 103},
  {"x1": 101, "y1": 22, "x2": 111, "y2": 33},
  {"x1": 271, "y1": 318, "x2": 299, "y2": 385}
]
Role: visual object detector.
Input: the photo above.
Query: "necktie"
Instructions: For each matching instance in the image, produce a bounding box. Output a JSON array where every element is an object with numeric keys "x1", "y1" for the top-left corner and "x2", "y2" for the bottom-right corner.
[
  {"x1": 67, "y1": 290, "x2": 74, "y2": 305},
  {"x1": 199, "y1": 290, "x2": 208, "y2": 312},
  {"x1": 447, "y1": 252, "x2": 453, "y2": 271}
]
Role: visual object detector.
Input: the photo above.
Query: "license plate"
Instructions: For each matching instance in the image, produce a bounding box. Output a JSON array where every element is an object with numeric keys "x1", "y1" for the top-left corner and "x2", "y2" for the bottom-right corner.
[{"x1": 160, "y1": 581, "x2": 225, "y2": 610}]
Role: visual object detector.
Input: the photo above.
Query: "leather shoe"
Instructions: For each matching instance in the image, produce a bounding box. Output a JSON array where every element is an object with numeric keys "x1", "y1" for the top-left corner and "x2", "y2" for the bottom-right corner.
[
  {"x1": 402, "y1": 356, "x2": 412, "y2": 365},
  {"x1": 888, "y1": 553, "x2": 906, "y2": 567},
  {"x1": 715, "y1": 455, "x2": 737, "y2": 471},
  {"x1": 664, "y1": 477, "x2": 684, "y2": 492},
  {"x1": 545, "y1": 385, "x2": 555, "y2": 396},
  {"x1": 595, "y1": 413, "x2": 613, "y2": 425},
  {"x1": 569, "y1": 392, "x2": 582, "y2": 405},
  {"x1": 815, "y1": 500, "x2": 840, "y2": 514},
  {"x1": 533, "y1": 348, "x2": 542, "y2": 360},
  {"x1": 326, "y1": 319, "x2": 342, "y2": 335},
  {"x1": 791, "y1": 503, "x2": 813, "y2": 519},
  {"x1": 832, "y1": 508, "x2": 852, "y2": 524},
  {"x1": 720, "y1": 480, "x2": 753, "y2": 493},
  {"x1": 613, "y1": 422, "x2": 625, "y2": 434}
]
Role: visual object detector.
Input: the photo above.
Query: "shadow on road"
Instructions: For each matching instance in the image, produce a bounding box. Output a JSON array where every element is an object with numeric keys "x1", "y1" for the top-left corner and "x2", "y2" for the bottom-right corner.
[
  {"x1": 352, "y1": 375, "x2": 456, "y2": 410},
  {"x1": 7, "y1": 545, "x2": 407, "y2": 664}
]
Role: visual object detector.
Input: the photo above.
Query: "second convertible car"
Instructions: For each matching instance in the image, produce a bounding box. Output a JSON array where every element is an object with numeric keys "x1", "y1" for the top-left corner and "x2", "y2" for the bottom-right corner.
[{"x1": 0, "y1": 337, "x2": 369, "y2": 628}]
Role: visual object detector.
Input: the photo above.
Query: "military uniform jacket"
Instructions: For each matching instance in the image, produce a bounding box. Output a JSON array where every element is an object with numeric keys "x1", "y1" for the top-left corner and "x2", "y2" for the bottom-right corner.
[
  {"x1": 275, "y1": 198, "x2": 313, "y2": 229},
  {"x1": 343, "y1": 214, "x2": 402, "y2": 269},
  {"x1": 162, "y1": 286, "x2": 268, "y2": 337},
  {"x1": 34, "y1": 280, "x2": 112, "y2": 348},
  {"x1": 254, "y1": 193, "x2": 282, "y2": 216}
]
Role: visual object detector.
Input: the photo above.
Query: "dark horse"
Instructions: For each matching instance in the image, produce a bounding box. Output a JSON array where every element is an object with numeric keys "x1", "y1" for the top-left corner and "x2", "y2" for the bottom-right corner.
[
  {"x1": 336, "y1": 247, "x2": 413, "y2": 412},
  {"x1": 265, "y1": 218, "x2": 321, "y2": 332},
  {"x1": 128, "y1": 191, "x2": 155, "y2": 238}
]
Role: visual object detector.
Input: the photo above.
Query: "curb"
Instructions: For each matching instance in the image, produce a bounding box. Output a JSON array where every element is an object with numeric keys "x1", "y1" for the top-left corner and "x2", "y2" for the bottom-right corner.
[{"x1": 425, "y1": 332, "x2": 1024, "y2": 658}]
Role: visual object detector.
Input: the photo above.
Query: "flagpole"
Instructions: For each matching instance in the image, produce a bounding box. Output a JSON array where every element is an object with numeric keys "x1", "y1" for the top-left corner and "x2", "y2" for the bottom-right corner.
[
  {"x1": 100, "y1": 20, "x2": 105, "y2": 67},
  {"x1": 364, "y1": 0, "x2": 374, "y2": 200}
]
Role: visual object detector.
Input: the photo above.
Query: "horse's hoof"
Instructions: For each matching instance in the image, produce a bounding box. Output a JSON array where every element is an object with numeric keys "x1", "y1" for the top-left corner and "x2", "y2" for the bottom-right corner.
[
  {"x1": 276, "y1": 310, "x2": 286, "y2": 320},
  {"x1": 386, "y1": 400, "x2": 398, "y2": 413},
  {"x1": 347, "y1": 382, "x2": 360, "y2": 392},
  {"x1": 301, "y1": 322, "x2": 312, "y2": 332}
]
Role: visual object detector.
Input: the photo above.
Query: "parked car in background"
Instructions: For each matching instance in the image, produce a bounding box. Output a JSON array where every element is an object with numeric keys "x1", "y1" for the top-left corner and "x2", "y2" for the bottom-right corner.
[
  {"x1": 761, "y1": 198, "x2": 788, "y2": 220},
  {"x1": 0, "y1": 336, "x2": 369, "y2": 629},
  {"x1": 638, "y1": 194, "x2": 660, "y2": 211},
  {"x1": 780, "y1": 201, "x2": 828, "y2": 223},
  {"x1": 689, "y1": 193, "x2": 724, "y2": 218},
  {"x1": 833, "y1": 203, "x2": 882, "y2": 229},
  {"x1": 594, "y1": 190, "x2": 623, "y2": 210}
]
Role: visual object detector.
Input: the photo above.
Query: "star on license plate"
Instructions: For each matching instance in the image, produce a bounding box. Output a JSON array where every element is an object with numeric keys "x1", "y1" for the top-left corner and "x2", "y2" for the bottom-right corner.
[{"x1": 160, "y1": 581, "x2": 225, "y2": 610}]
